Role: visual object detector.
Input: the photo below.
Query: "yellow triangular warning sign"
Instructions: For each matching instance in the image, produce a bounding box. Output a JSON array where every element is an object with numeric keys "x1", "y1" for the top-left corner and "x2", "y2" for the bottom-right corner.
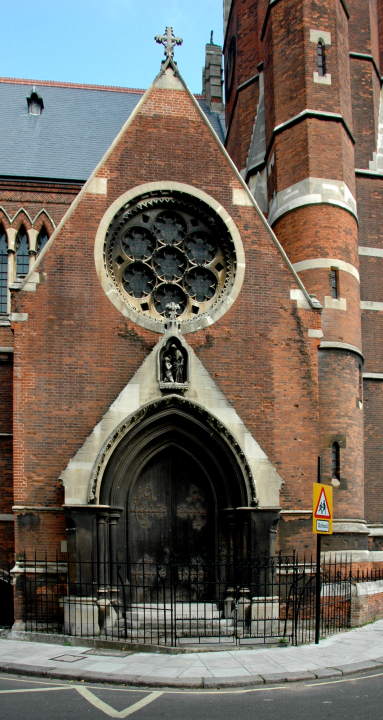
[{"x1": 314, "y1": 488, "x2": 331, "y2": 519}]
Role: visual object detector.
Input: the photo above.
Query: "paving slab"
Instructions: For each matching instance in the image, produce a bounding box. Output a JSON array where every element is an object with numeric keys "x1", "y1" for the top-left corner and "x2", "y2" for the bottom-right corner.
[
  {"x1": 203, "y1": 675, "x2": 264, "y2": 688},
  {"x1": 1, "y1": 621, "x2": 383, "y2": 688},
  {"x1": 333, "y1": 660, "x2": 382, "y2": 675},
  {"x1": 313, "y1": 667, "x2": 343, "y2": 678}
]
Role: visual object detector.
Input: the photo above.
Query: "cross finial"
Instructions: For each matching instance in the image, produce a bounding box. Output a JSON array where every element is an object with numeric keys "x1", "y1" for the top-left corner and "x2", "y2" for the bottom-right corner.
[
  {"x1": 165, "y1": 302, "x2": 180, "y2": 321},
  {"x1": 155, "y1": 26, "x2": 183, "y2": 61}
]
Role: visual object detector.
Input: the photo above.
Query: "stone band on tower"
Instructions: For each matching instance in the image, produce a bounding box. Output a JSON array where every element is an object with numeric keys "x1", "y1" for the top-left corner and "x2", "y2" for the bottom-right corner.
[{"x1": 224, "y1": 0, "x2": 371, "y2": 551}]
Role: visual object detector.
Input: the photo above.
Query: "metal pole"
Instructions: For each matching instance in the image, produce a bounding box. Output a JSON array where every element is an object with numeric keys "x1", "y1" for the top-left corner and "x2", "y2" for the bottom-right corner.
[{"x1": 315, "y1": 533, "x2": 321, "y2": 644}]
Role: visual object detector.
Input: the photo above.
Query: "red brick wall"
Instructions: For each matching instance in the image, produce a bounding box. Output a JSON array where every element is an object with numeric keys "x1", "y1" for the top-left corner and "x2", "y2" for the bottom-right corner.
[
  {"x1": 11, "y1": 79, "x2": 322, "y2": 556},
  {"x1": 350, "y1": 583, "x2": 383, "y2": 627},
  {"x1": 274, "y1": 205, "x2": 359, "y2": 266},
  {"x1": 319, "y1": 350, "x2": 365, "y2": 521},
  {"x1": 226, "y1": 81, "x2": 260, "y2": 170},
  {"x1": 0, "y1": 180, "x2": 81, "y2": 232},
  {"x1": 0, "y1": 339, "x2": 14, "y2": 565},
  {"x1": 362, "y1": 311, "x2": 383, "y2": 370},
  {"x1": 348, "y1": 0, "x2": 376, "y2": 53},
  {"x1": 360, "y1": 255, "x2": 383, "y2": 302},
  {"x1": 364, "y1": 380, "x2": 383, "y2": 522},
  {"x1": 351, "y1": 60, "x2": 379, "y2": 169},
  {"x1": 357, "y1": 177, "x2": 383, "y2": 250}
]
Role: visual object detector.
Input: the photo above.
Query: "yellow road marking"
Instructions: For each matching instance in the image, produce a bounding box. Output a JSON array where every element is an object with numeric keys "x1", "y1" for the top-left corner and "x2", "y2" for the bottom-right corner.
[
  {"x1": 0, "y1": 669, "x2": 382, "y2": 700},
  {"x1": 75, "y1": 688, "x2": 163, "y2": 718},
  {"x1": 305, "y1": 671, "x2": 383, "y2": 687},
  {"x1": 0, "y1": 686, "x2": 71, "y2": 694}
]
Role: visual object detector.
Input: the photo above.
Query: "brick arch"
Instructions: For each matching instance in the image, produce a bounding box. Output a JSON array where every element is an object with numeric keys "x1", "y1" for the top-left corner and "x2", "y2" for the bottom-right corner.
[
  {"x1": 10, "y1": 209, "x2": 33, "y2": 231},
  {"x1": 0, "y1": 209, "x2": 14, "y2": 231},
  {"x1": 33, "y1": 210, "x2": 55, "y2": 235}
]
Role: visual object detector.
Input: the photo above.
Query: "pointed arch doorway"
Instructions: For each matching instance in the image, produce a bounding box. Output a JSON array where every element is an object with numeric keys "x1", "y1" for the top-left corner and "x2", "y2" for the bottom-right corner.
[
  {"x1": 128, "y1": 444, "x2": 215, "y2": 567},
  {"x1": 100, "y1": 399, "x2": 253, "y2": 581}
]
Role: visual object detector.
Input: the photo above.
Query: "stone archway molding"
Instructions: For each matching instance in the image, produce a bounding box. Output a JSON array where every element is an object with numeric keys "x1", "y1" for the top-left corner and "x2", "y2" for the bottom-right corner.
[
  {"x1": 92, "y1": 394, "x2": 254, "y2": 507},
  {"x1": 60, "y1": 338, "x2": 282, "y2": 508}
]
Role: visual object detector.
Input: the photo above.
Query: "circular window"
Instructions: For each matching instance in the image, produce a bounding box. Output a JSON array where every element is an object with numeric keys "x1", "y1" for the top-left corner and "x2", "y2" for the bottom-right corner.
[{"x1": 104, "y1": 191, "x2": 237, "y2": 332}]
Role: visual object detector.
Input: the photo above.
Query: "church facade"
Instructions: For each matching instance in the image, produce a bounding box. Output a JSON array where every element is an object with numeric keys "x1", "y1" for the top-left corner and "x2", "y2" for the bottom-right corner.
[{"x1": 1, "y1": 1, "x2": 383, "y2": 629}]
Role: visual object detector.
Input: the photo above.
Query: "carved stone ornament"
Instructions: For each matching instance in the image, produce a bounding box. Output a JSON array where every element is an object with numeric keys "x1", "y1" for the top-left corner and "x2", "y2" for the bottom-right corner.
[
  {"x1": 88, "y1": 396, "x2": 255, "y2": 505},
  {"x1": 155, "y1": 26, "x2": 183, "y2": 61},
  {"x1": 103, "y1": 190, "x2": 237, "y2": 333},
  {"x1": 159, "y1": 339, "x2": 188, "y2": 391}
]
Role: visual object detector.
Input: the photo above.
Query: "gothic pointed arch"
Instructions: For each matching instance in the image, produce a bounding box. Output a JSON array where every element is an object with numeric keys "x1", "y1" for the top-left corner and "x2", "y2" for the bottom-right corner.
[
  {"x1": 97, "y1": 396, "x2": 255, "y2": 565},
  {"x1": 0, "y1": 225, "x2": 8, "y2": 313},
  {"x1": 95, "y1": 395, "x2": 254, "y2": 508},
  {"x1": 15, "y1": 225, "x2": 29, "y2": 277},
  {"x1": 36, "y1": 225, "x2": 49, "y2": 254}
]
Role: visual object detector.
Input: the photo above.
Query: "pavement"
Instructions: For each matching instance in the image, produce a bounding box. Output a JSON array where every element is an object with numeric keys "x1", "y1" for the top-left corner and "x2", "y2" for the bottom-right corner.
[{"x1": 0, "y1": 621, "x2": 383, "y2": 688}]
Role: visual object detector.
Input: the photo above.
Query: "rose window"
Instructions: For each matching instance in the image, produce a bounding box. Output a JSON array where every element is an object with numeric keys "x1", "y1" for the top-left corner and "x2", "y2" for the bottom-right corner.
[{"x1": 104, "y1": 191, "x2": 236, "y2": 330}]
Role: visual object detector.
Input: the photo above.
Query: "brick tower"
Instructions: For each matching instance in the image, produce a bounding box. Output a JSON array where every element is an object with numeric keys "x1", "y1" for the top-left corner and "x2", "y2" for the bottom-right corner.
[{"x1": 224, "y1": 0, "x2": 377, "y2": 550}]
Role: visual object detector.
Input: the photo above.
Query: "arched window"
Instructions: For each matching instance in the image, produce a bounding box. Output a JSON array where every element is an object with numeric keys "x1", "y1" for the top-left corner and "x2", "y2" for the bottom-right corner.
[
  {"x1": 15, "y1": 227, "x2": 29, "y2": 277},
  {"x1": 0, "y1": 227, "x2": 8, "y2": 313},
  {"x1": 331, "y1": 442, "x2": 340, "y2": 481},
  {"x1": 36, "y1": 226, "x2": 49, "y2": 254},
  {"x1": 316, "y1": 39, "x2": 326, "y2": 77}
]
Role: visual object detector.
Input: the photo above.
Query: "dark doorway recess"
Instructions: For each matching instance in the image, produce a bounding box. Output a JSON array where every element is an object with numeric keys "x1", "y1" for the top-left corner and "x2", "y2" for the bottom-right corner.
[
  {"x1": 100, "y1": 398, "x2": 252, "y2": 570},
  {"x1": 127, "y1": 445, "x2": 215, "y2": 566}
]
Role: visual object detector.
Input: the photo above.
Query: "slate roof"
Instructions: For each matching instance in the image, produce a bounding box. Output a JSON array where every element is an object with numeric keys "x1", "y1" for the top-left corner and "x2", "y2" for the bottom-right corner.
[{"x1": 0, "y1": 79, "x2": 226, "y2": 182}]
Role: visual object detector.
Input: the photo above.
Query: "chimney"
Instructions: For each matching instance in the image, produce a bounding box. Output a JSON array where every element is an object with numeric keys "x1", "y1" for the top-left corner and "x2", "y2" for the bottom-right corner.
[{"x1": 202, "y1": 32, "x2": 223, "y2": 111}]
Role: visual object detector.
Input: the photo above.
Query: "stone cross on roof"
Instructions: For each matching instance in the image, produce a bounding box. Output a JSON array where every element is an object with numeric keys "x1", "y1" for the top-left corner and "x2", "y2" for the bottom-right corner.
[{"x1": 155, "y1": 26, "x2": 183, "y2": 61}]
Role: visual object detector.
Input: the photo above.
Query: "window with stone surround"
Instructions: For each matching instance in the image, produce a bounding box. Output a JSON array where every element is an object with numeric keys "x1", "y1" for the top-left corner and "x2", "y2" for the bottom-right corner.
[
  {"x1": 329, "y1": 267, "x2": 338, "y2": 298},
  {"x1": 36, "y1": 226, "x2": 49, "y2": 254},
  {"x1": 316, "y1": 39, "x2": 326, "y2": 77},
  {"x1": 331, "y1": 442, "x2": 340, "y2": 482},
  {"x1": 15, "y1": 227, "x2": 29, "y2": 278},
  {"x1": 0, "y1": 227, "x2": 8, "y2": 313}
]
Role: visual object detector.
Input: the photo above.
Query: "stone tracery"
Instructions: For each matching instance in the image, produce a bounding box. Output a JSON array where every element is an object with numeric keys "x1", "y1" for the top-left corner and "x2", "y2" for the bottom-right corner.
[{"x1": 104, "y1": 191, "x2": 237, "y2": 331}]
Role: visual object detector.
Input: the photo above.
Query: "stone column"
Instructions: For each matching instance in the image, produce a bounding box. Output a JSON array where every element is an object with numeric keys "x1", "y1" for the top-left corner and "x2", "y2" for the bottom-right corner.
[
  {"x1": 108, "y1": 509, "x2": 123, "y2": 600},
  {"x1": 97, "y1": 511, "x2": 110, "y2": 591}
]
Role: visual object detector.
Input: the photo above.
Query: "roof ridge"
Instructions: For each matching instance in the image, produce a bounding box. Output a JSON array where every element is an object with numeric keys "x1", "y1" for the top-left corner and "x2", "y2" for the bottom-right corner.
[
  {"x1": 0, "y1": 76, "x2": 208, "y2": 100},
  {"x1": 0, "y1": 77, "x2": 146, "y2": 94}
]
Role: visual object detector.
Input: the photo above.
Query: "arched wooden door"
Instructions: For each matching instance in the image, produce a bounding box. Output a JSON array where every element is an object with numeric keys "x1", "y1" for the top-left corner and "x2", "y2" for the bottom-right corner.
[
  {"x1": 127, "y1": 446, "x2": 215, "y2": 566},
  {"x1": 99, "y1": 398, "x2": 253, "y2": 600}
]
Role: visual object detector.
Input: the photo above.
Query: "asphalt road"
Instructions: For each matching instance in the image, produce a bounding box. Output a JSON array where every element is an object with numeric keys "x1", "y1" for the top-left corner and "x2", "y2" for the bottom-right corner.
[{"x1": 1, "y1": 670, "x2": 383, "y2": 719}]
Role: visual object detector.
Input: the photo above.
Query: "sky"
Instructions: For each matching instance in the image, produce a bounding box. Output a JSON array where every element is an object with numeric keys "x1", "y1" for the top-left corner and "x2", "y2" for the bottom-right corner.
[{"x1": 0, "y1": 0, "x2": 223, "y2": 94}]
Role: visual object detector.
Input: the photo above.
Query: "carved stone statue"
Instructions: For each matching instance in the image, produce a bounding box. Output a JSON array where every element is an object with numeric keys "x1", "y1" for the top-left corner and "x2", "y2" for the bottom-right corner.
[{"x1": 160, "y1": 338, "x2": 187, "y2": 385}]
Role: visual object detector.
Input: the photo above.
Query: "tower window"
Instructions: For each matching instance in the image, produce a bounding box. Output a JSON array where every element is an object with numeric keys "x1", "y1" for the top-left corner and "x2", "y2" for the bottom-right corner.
[
  {"x1": 329, "y1": 267, "x2": 338, "y2": 298},
  {"x1": 358, "y1": 363, "x2": 363, "y2": 403},
  {"x1": 331, "y1": 442, "x2": 340, "y2": 481},
  {"x1": 316, "y1": 40, "x2": 326, "y2": 77},
  {"x1": 0, "y1": 228, "x2": 8, "y2": 313},
  {"x1": 15, "y1": 227, "x2": 29, "y2": 277},
  {"x1": 36, "y1": 227, "x2": 49, "y2": 254}
]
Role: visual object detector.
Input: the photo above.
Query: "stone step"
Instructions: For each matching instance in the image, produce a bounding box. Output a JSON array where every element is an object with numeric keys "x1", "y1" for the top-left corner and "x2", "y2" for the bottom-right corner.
[
  {"x1": 125, "y1": 617, "x2": 234, "y2": 632},
  {"x1": 124, "y1": 602, "x2": 222, "y2": 621}
]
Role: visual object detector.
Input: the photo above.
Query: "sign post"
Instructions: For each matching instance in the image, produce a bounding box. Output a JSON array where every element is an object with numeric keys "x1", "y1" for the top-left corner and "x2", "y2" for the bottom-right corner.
[{"x1": 312, "y1": 482, "x2": 333, "y2": 644}]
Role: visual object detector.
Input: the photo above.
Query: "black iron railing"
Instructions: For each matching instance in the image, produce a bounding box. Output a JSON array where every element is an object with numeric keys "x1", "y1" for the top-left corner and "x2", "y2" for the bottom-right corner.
[
  {"x1": 13, "y1": 552, "x2": 360, "y2": 646},
  {"x1": 0, "y1": 563, "x2": 14, "y2": 627}
]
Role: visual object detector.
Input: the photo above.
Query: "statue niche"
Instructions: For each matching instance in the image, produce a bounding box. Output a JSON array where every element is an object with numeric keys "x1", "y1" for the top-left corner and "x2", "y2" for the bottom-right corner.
[{"x1": 159, "y1": 337, "x2": 188, "y2": 390}]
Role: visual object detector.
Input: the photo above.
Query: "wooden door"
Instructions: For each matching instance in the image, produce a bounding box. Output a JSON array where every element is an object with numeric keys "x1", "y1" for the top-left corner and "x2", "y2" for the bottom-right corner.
[{"x1": 127, "y1": 447, "x2": 215, "y2": 598}]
